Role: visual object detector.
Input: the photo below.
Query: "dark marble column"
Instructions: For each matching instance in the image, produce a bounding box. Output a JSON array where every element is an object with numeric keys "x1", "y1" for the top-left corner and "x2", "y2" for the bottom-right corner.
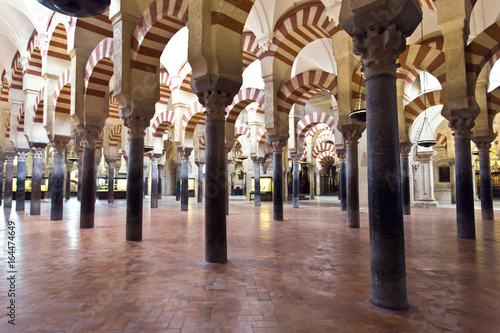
[
  {"x1": 450, "y1": 118, "x2": 476, "y2": 239},
  {"x1": 106, "y1": 158, "x2": 116, "y2": 204},
  {"x1": 338, "y1": 151, "x2": 347, "y2": 211},
  {"x1": 124, "y1": 119, "x2": 148, "y2": 241},
  {"x1": 51, "y1": 139, "x2": 69, "y2": 221},
  {"x1": 79, "y1": 136, "x2": 97, "y2": 228},
  {"x1": 30, "y1": 145, "x2": 46, "y2": 215},
  {"x1": 340, "y1": 125, "x2": 364, "y2": 228},
  {"x1": 195, "y1": 161, "x2": 204, "y2": 203},
  {"x1": 158, "y1": 164, "x2": 163, "y2": 199},
  {"x1": 197, "y1": 90, "x2": 236, "y2": 263},
  {"x1": 15, "y1": 150, "x2": 30, "y2": 212},
  {"x1": 0, "y1": 154, "x2": 5, "y2": 207},
  {"x1": 76, "y1": 162, "x2": 82, "y2": 201},
  {"x1": 308, "y1": 164, "x2": 315, "y2": 200},
  {"x1": 150, "y1": 154, "x2": 161, "y2": 208},
  {"x1": 448, "y1": 160, "x2": 456, "y2": 204},
  {"x1": 291, "y1": 154, "x2": 301, "y2": 208},
  {"x1": 352, "y1": 23, "x2": 409, "y2": 310},
  {"x1": 251, "y1": 156, "x2": 262, "y2": 206},
  {"x1": 47, "y1": 172, "x2": 53, "y2": 199},
  {"x1": 400, "y1": 143, "x2": 413, "y2": 216},
  {"x1": 4, "y1": 153, "x2": 16, "y2": 209},
  {"x1": 65, "y1": 159, "x2": 76, "y2": 200},
  {"x1": 475, "y1": 140, "x2": 494, "y2": 220},
  {"x1": 175, "y1": 162, "x2": 181, "y2": 201},
  {"x1": 177, "y1": 147, "x2": 193, "y2": 212},
  {"x1": 270, "y1": 140, "x2": 286, "y2": 221}
]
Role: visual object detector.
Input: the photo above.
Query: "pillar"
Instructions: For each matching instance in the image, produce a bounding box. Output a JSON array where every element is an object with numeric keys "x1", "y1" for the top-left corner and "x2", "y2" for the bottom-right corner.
[
  {"x1": 195, "y1": 161, "x2": 204, "y2": 203},
  {"x1": 150, "y1": 154, "x2": 161, "y2": 208},
  {"x1": 79, "y1": 131, "x2": 99, "y2": 228},
  {"x1": 0, "y1": 154, "x2": 5, "y2": 207},
  {"x1": 475, "y1": 140, "x2": 494, "y2": 220},
  {"x1": 3, "y1": 153, "x2": 15, "y2": 209},
  {"x1": 177, "y1": 147, "x2": 193, "y2": 212},
  {"x1": 450, "y1": 118, "x2": 476, "y2": 239},
  {"x1": 51, "y1": 139, "x2": 68, "y2": 221},
  {"x1": 338, "y1": 151, "x2": 347, "y2": 211},
  {"x1": 30, "y1": 145, "x2": 46, "y2": 215},
  {"x1": 291, "y1": 154, "x2": 301, "y2": 208},
  {"x1": 353, "y1": 23, "x2": 410, "y2": 310},
  {"x1": 308, "y1": 164, "x2": 315, "y2": 200},
  {"x1": 251, "y1": 156, "x2": 262, "y2": 206},
  {"x1": 400, "y1": 143, "x2": 412, "y2": 215},
  {"x1": 342, "y1": 126, "x2": 364, "y2": 228},
  {"x1": 448, "y1": 160, "x2": 456, "y2": 204},
  {"x1": 175, "y1": 162, "x2": 181, "y2": 201},
  {"x1": 414, "y1": 150, "x2": 439, "y2": 208},
  {"x1": 271, "y1": 141, "x2": 286, "y2": 221},
  {"x1": 125, "y1": 118, "x2": 148, "y2": 241},
  {"x1": 77, "y1": 161, "x2": 82, "y2": 201},
  {"x1": 158, "y1": 164, "x2": 163, "y2": 199},
  {"x1": 65, "y1": 159, "x2": 75, "y2": 200},
  {"x1": 15, "y1": 150, "x2": 30, "y2": 212},
  {"x1": 106, "y1": 158, "x2": 116, "y2": 204}
]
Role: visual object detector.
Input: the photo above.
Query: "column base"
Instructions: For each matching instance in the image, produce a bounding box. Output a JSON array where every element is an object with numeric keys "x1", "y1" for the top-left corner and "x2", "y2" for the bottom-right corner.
[{"x1": 413, "y1": 200, "x2": 439, "y2": 209}]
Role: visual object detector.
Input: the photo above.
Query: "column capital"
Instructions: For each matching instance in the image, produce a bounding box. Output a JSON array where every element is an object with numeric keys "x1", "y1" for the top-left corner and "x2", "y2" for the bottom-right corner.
[
  {"x1": 149, "y1": 153, "x2": 162, "y2": 164},
  {"x1": 338, "y1": 152, "x2": 346, "y2": 163},
  {"x1": 449, "y1": 117, "x2": 474, "y2": 139},
  {"x1": 195, "y1": 161, "x2": 205, "y2": 168},
  {"x1": 124, "y1": 116, "x2": 150, "y2": 139},
  {"x1": 177, "y1": 147, "x2": 193, "y2": 162},
  {"x1": 270, "y1": 140, "x2": 287, "y2": 154},
  {"x1": 197, "y1": 90, "x2": 235, "y2": 121},
  {"x1": 399, "y1": 142, "x2": 413, "y2": 159},
  {"x1": 106, "y1": 158, "x2": 117, "y2": 166},
  {"x1": 5, "y1": 152, "x2": 16, "y2": 164},
  {"x1": 340, "y1": 124, "x2": 365, "y2": 145},
  {"x1": 251, "y1": 156, "x2": 264, "y2": 166},
  {"x1": 290, "y1": 154, "x2": 302, "y2": 165},
  {"x1": 79, "y1": 127, "x2": 102, "y2": 148},
  {"x1": 51, "y1": 136, "x2": 70, "y2": 155},
  {"x1": 16, "y1": 149, "x2": 30, "y2": 163},
  {"x1": 353, "y1": 23, "x2": 406, "y2": 80}
]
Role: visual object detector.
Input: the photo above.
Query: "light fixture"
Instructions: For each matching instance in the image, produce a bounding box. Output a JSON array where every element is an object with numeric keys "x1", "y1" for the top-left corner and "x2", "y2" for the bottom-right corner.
[
  {"x1": 349, "y1": 69, "x2": 366, "y2": 122},
  {"x1": 36, "y1": 0, "x2": 110, "y2": 17},
  {"x1": 144, "y1": 145, "x2": 154, "y2": 153},
  {"x1": 416, "y1": 22, "x2": 436, "y2": 148}
]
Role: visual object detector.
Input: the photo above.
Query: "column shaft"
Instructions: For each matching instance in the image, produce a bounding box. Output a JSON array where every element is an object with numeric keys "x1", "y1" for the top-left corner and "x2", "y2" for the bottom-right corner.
[
  {"x1": 176, "y1": 166, "x2": 181, "y2": 201},
  {"x1": 181, "y1": 161, "x2": 189, "y2": 211},
  {"x1": 80, "y1": 148, "x2": 96, "y2": 228},
  {"x1": 16, "y1": 161, "x2": 26, "y2": 212},
  {"x1": 401, "y1": 156, "x2": 411, "y2": 215},
  {"x1": 4, "y1": 162, "x2": 14, "y2": 209},
  {"x1": 254, "y1": 164, "x2": 261, "y2": 206},
  {"x1": 31, "y1": 156, "x2": 43, "y2": 215},
  {"x1": 273, "y1": 152, "x2": 283, "y2": 221},
  {"x1": 0, "y1": 163, "x2": 4, "y2": 206},
  {"x1": 151, "y1": 161, "x2": 158, "y2": 208},
  {"x1": 108, "y1": 166, "x2": 114, "y2": 204},
  {"x1": 454, "y1": 137, "x2": 475, "y2": 238},
  {"x1": 340, "y1": 161, "x2": 347, "y2": 211},
  {"x1": 77, "y1": 167, "x2": 82, "y2": 201},
  {"x1": 126, "y1": 137, "x2": 144, "y2": 241},
  {"x1": 158, "y1": 167, "x2": 162, "y2": 199},
  {"x1": 197, "y1": 165, "x2": 203, "y2": 203},
  {"x1": 346, "y1": 140, "x2": 360, "y2": 228},
  {"x1": 293, "y1": 163, "x2": 299, "y2": 208},
  {"x1": 479, "y1": 149, "x2": 493, "y2": 220},
  {"x1": 65, "y1": 170, "x2": 71, "y2": 200},
  {"x1": 50, "y1": 154, "x2": 65, "y2": 221},
  {"x1": 366, "y1": 74, "x2": 407, "y2": 310}
]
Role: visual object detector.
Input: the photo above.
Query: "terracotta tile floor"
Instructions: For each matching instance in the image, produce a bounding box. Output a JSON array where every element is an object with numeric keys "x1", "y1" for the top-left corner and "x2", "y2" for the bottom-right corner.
[{"x1": 0, "y1": 197, "x2": 499, "y2": 332}]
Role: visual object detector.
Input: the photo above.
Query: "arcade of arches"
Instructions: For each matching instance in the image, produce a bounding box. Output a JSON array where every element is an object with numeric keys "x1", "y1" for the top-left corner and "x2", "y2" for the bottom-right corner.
[{"x1": 0, "y1": 0, "x2": 499, "y2": 331}]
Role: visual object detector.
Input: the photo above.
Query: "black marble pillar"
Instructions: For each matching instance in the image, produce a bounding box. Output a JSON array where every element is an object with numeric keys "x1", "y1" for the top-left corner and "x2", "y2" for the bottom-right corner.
[
  {"x1": 365, "y1": 65, "x2": 407, "y2": 310},
  {"x1": 272, "y1": 142, "x2": 285, "y2": 221},
  {"x1": 47, "y1": 172, "x2": 53, "y2": 199},
  {"x1": 451, "y1": 119, "x2": 476, "y2": 239},
  {"x1": 16, "y1": 151, "x2": 29, "y2": 212},
  {"x1": 158, "y1": 165, "x2": 163, "y2": 199},
  {"x1": 343, "y1": 128, "x2": 363, "y2": 228},
  {"x1": 181, "y1": 161, "x2": 189, "y2": 211},
  {"x1": 65, "y1": 169, "x2": 71, "y2": 200},
  {"x1": 107, "y1": 160, "x2": 115, "y2": 204},
  {"x1": 225, "y1": 155, "x2": 229, "y2": 216},
  {"x1": 0, "y1": 158, "x2": 4, "y2": 207},
  {"x1": 477, "y1": 141, "x2": 494, "y2": 220},
  {"x1": 4, "y1": 154, "x2": 15, "y2": 209},
  {"x1": 77, "y1": 164, "x2": 82, "y2": 201},
  {"x1": 50, "y1": 154, "x2": 65, "y2": 221},
  {"x1": 400, "y1": 143, "x2": 412, "y2": 216},
  {"x1": 80, "y1": 147, "x2": 96, "y2": 228},
  {"x1": 126, "y1": 135, "x2": 144, "y2": 241},
  {"x1": 253, "y1": 160, "x2": 261, "y2": 207},
  {"x1": 151, "y1": 158, "x2": 159, "y2": 209},
  {"x1": 30, "y1": 147, "x2": 45, "y2": 215},
  {"x1": 175, "y1": 163, "x2": 181, "y2": 201},
  {"x1": 339, "y1": 154, "x2": 347, "y2": 211},
  {"x1": 292, "y1": 159, "x2": 300, "y2": 209},
  {"x1": 195, "y1": 162, "x2": 204, "y2": 203}
]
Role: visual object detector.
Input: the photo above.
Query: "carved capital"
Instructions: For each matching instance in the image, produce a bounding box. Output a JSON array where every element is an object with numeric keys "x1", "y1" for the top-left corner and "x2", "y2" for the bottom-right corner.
[
  {"x1": 411, "y1": 162, "x2": 420, "y2": 174},
  {"x1": 353, "y1": 23, "x2": 406, "y2": 80},
  {"x1": 399, "y1": 142, "x2": 413, "y2": 159},
  {"x1": 344, "y1": 129, "x2": 363, "y2": 145},
  {"x1": 51, "y1": 136, "x2": 70, "y2": 155},
  {"x1": 474, "y1": 141, "x2": 491, "y2": 154},
  {"x1": 251, "y1": 156, "x2": 264, "y2": 166},
  {"x1": 16, "y1": 149, "x2": 30, "y2": 163},
  {"x1": 177, "y1": 147, "x2": 193, "y2": 162},
  {"x1": 149, "y1": 153, "x2": 162, "y2": 165},
  {"x1": 195, "y1": 161, "x2": 205, "y2": 168},
  {"x1": 106, "y1": 158, "x2": 117, "y2": 168},
  {"x1": 80, "y1": 128, "x2": 101, "y2": 149},
  {"x1": 270, "y1": 140, "x2": 286, "y2": 154},
  {"x1": 5, "y1": 152, "x2": 16, "y2": 164},
  {"x1": 124, "y1": 116, "x2": 150, "y2": 139},
  {"x1": 338, "y1": 152, "x2": 346, "y2": 163},
  {"x1": 290, "y1": 154, "x2": 302, "y2": 165},
  {"x1": 449, "y1": 117, "x2": 474, "y2": 139},
  {"x1": 198, "y1": 90, "x2": 235, "y2": 121}
]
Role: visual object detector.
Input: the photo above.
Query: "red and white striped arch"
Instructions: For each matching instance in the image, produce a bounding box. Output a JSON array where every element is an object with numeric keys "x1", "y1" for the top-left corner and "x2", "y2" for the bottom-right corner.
[
  {"x1": 242, "y1": 32, "x2": 263, "y2": 70},
  {"x1": 177, "y1": 61, "x2": 193, "y2": 94},
  {"x1": 53, "y1": 69, "x2": 71, "y2": 115},
  {"x1": 183, "y1": 101, "x2": 205, "y2": 136},
  {"x1": 277, "y1": 70, "x2": 337, "y2": 113},
  {"x1": 256, "y1": 124, "x2": 267, "y2": 144},
  {"x1": 96, "y1": 131, "x2": 104, "y2": 150},
  {"x1": 418, "y1": 0, "x2": 436, "y2": 11},
  {"x1": 234, "y1": 126, "x2": 251, "y2": 140},
  {"x1": 306, "y1": 125, "x2": 333, "y2": 139},
  {"x1": 404, "y1": 90, "x2": 443, "y2": 133},
  {"x1": 226, "y1": 88, "x2": 265, "y2": 124},
  {"x1": 108, "y1": 125, "x2": 122, "y2": 148},
  {"x1": 312, "y1": 142, "x2": 335, "y2": 158},
  {"x1": 5, "y1": 118, "x2": 10, "y2": 139},
  {"x1": 11, "y1": 52, "x2": 23, "y2": 92},
  {"x1": 317, "y1": 150, "x2": 335, "y2": 163},
  {"x1": 317, "y1": 133, "x2": 335, "y2": 144},
  {"x1": 211, "y1": 0, "x2": 254, "y2": 34},
  {"x1": 151, "y1": 110, "x2": 175, "y2": 138},
  {"x1": 109, "y1": 95, "x2": 120, "y2": 119},
  {"x1": 398, "y1": 45, "x2": 446, "y2": 85},
  {"x1": 33, "y1": 88, "x2": 45, "y2": 124},
  {"x1": 17, "y1": 106, "x2": 25, "y2": 133},
  {"x1": 46, "y1": 19, "x2": 72, "y2": 62},
  {"x1": 0, "y1": 71, "x2": 9, "y2": 102},
  {"x1": 488, "y1": 88, "x2": 500, "y2": 117},
  {"x1": 435, "y1": 132, "x2": 447, "y2": 150},
  {"x1": 466, "y1": 20, "x2": 500, "y2": 78},
  {"x1": 84, "y1": 38, "x2": 114, "y2": 98},
  {"x1": 159, "y1": 68, "x2": 172, "y2": 105},
  {"x1": 300, "y1": 149, "x2": 307, "y2": 162},
  {"x1": 131, "y1": 0, "x2": 188, "y2": 74},
  {"x1": 270, "y1": 2, "x2": 340, "y2": 69},
  {"x1": 75, "y1": 13, "x2": 113, "y2": 41},
  {"x1": 296, "y1": 112, "x2": 336, "y2": 140}
]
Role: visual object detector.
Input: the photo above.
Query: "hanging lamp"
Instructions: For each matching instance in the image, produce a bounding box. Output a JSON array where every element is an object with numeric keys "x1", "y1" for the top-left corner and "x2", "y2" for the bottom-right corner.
[
  {"x1": 36, "y1": 0, "x2": 110, "y2": 17},
  {"x1": 416, "y1": 21, "x2": 436, "y2": 148},
  {"x1": 68, "y1": 132, "x2": 79, "y2": 162},
  {"x1": 349, "y1": 69, "x2": 366, "y2": 122}
]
